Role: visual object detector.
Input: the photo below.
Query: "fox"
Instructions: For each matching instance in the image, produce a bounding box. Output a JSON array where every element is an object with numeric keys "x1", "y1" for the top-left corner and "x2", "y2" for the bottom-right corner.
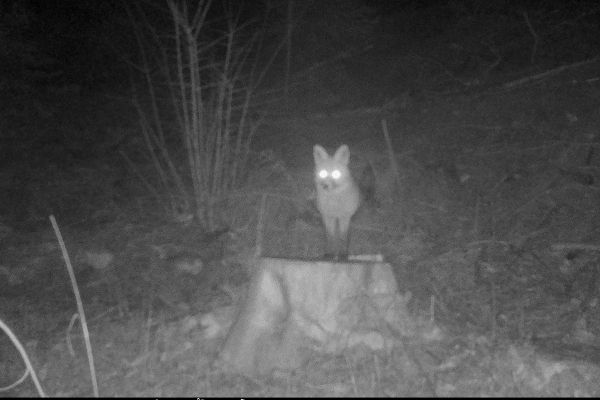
[{"x1": 313, "y1": 144, "x2": 361, "y2": 261}]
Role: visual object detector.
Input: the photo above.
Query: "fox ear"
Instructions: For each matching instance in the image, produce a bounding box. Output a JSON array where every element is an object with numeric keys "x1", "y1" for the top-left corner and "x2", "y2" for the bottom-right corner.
[
  {"x1": 333, "y1": 144, "x2": 350, "y2": 165},
  {"x1": 313, "y1": 144, "x2": 328, "y2": 163}
]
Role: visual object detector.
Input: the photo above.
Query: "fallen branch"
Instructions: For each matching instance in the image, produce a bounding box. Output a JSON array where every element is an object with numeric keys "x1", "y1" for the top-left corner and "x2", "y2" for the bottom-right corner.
[
  {"x1": 503, "y1": 57, "x2": 599, "y2": 89},
  {"x1": 551, "y1": 243, "x2": 600, "y2": 253}
]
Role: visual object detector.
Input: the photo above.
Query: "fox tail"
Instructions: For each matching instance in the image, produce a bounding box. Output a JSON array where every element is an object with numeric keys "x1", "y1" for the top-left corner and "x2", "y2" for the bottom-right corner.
[{"x1": 356, "y1": 161, "x2": 378, "y2": 208}]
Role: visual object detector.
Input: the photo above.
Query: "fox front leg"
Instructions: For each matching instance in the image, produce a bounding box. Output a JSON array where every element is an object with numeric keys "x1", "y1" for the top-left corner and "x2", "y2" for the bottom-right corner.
[
  {"x1": 323, "y1": 217, "x2": 349, "y2": 261},
  {"x1": 337, "y1": 217, "x2": 351, "y2": 261},
  {"x1": 322, "y1": 215, "x2": 338, "y2": 260}
]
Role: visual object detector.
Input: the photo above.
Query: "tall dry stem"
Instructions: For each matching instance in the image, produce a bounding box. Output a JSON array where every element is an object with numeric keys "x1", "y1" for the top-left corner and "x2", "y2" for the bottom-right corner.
[{"x1": 126, "y1": 0, "x2": 265, "y2": 229}]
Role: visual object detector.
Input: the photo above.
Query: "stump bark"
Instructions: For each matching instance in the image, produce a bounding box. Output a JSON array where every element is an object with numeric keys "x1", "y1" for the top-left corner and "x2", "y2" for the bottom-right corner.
[{"x1": 219, "y1": 256, "x2": 412, "y2": 377}]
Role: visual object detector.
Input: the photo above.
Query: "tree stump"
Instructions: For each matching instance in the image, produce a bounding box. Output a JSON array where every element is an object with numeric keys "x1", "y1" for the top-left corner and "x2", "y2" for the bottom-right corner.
[{"x1": 219, "y1": 256, "x2": 413, "y2": 377}]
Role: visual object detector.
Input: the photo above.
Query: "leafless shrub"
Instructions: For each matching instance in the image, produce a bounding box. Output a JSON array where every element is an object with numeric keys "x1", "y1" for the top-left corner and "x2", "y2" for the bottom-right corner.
[{"x1": 124, "y1": 1, "x2": 267, "y2": 229}]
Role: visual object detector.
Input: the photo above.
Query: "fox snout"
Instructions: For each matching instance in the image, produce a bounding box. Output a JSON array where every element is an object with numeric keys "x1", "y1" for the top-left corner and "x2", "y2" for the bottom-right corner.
[{"x1": 317, "y1": 179, "x2": 333, "y2": 190}]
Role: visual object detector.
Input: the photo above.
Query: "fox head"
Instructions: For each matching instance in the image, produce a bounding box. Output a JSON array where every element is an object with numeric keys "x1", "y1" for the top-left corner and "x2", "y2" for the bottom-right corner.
[{"x1": 313, "y1": 144, "x2": 352, "y2": 191}]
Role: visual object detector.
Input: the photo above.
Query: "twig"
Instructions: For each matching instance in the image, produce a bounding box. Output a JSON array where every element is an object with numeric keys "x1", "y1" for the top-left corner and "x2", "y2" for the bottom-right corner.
[
  {"x1": 292, "y1": 44, "x2": 374, "y2": 83},
  {"x1": 429, "y1": 295, "x2": 435, "y2": 323},
  {"x1": 467, "y1": 240, "x2": 513, "y2": 249},
  {"x1": 490, "y1": 283, "x2": 497, "y2": 342},
  {"x1": 0, "y1": 369, "x2": 29, "y2": 393},
  {"x1": 119, "y1": 150, "x2": 163, "y2": 209},
  {"x1": 254, "y1": 193, "x2": 268, "y2": 259},
  {"x1": 144, "y1": 306, "x2": 153, "y2": 356},
  {"x1": 66, "y1": 313, "x2": 80, "y2": 357},
  {"x1": 0, "y1": 318, "x2": 46, "y2": 397},
  {"x1": 518, "y1": 303, "x2": 526, "y2": 341},
  {"x1": 522, "y1": 11, "x2": 539, "y2": 65},
  {"x1": 344, "y1": 355, "x2": 359, "y2": 396},
  {"x1": 480, "y1": 41, "x2": 502, "y2": 82},
  {"x1": 372, "y1": 353, "x2": 381, "y2": 396},
  {"x1": 50, "y1": 215, "x2": 99, "y2": 397},
  {"x1": 381, "y1": 119, "x2": 401, "y2": 189},
  {"x1": 393, "y1": 332, "x2": 437, "y2": 397}
]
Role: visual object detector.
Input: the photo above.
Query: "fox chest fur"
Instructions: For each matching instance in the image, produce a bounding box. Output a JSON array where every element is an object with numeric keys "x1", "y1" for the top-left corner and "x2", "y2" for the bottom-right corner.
[{"x1": 314, "y1": 172, "x2": 360, "y2": 218}]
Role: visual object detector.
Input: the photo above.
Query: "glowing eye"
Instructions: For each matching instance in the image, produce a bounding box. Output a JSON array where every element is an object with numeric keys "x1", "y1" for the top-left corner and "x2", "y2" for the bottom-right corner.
[
  {"x1": 331, "y1": 169, "x2": 341, "y2": 179},
  {"x1": 318, "y1": 169, "x2": 328, "y2": 179}
]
